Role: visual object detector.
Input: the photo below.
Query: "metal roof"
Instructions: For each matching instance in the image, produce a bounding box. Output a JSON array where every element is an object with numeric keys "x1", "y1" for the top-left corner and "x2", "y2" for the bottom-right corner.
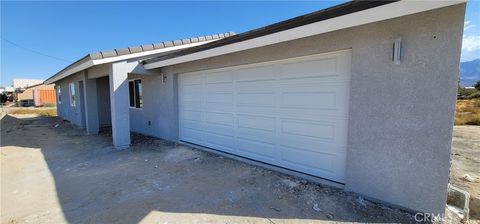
[
  {"x1": 46, "y1": 32, "x2": 235, "y2": 83},
  {"x1": 89, "y1": 32, "x2": 235, "y2": 60}
]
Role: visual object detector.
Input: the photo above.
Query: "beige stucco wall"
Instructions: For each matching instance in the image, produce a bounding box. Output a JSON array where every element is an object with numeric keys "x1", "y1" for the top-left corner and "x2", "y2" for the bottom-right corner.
[
  {"x1": 161, "y1": 4, "x2": 465, "y2": 214},
  {"x1": 17, "y1": 84, "x2": 55, "y2": 100}
]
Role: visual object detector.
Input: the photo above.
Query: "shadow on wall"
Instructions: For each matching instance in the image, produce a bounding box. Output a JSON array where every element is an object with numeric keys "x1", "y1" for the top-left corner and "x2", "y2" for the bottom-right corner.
[{"x1": 0, "y1": 114, "x2": 421, "y2": 223}]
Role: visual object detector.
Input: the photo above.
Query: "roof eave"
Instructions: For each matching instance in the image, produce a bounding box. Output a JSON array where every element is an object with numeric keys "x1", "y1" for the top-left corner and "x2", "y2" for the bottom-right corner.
[
  {"x1": 143, "y1": 0, "x2": 466, "y2": 69},
  {"x1": 45, "y1": 33, "x2": 234, "y2": 84}
]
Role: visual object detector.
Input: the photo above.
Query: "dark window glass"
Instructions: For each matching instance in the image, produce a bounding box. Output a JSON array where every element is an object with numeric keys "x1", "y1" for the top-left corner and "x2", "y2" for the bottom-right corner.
[
  {"x1": 134, "y1": 80, "x2": 142, "y2": 108},
  {"x1": 129, "y1": 81, "x2": 135, "y2": 107}
]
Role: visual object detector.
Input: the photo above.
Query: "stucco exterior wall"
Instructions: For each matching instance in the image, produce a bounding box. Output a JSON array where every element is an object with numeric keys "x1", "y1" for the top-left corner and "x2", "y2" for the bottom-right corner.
[
  {"x1": 345, "y1": 4, "x2": 464, "y2": 214},
  {"x1": 96, "y1": 76, "x2": 111, "y2": 127},
  {"x1": 55, "y1": 71, "x2": 86, "y2": 127},
  {"x1": 161, "y1": 4, "x2": 465, "y2": 214},
  {"x1": 127, "y1": 73, "x2": 178, "y2": 141}
]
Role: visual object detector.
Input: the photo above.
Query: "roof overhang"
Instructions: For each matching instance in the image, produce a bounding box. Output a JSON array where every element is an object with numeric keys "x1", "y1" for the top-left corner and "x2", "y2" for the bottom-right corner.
[
  {"x1": 44, "y1": 40, "x2": 217, "y2": 84},
  {"x1": 143, "y1": 0, "x2": 465, "y2": 70}
]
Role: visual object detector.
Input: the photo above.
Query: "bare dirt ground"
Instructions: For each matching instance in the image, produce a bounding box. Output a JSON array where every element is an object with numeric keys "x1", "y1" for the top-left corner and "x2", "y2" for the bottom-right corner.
[
  {"x1": 1, "y1": 114, "x2": 464, "y2": 224},
  {"x1": 450, "y1": 126, "x2": 480, "y2": 222}
]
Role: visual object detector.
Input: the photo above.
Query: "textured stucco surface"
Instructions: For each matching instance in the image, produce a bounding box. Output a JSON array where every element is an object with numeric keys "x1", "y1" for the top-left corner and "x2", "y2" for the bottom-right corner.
[
  {"x1": 161, "y1": 4, "x2": 465, "y2": 213},
  {"x1": 96, "y1": 76, "x2": 111, "y2": 127},
  {"x1": 345, "y1": 4, "x2": 465, "y2": 214},
  {"x1": 127, "y1": 73, "x2": 178, "y2": 142},
  {"x1": 109, "y1": 61, "x2": 131, "y2": 148},
  {"x1": 55, "y1": 72, "x2": 86, "y2": 128}
]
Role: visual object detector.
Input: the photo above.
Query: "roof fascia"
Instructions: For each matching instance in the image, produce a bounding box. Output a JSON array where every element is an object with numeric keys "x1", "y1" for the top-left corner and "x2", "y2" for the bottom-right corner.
[
  {"x1": 143, "y1": 0, "x2": 465, "y2": 69},
  {"x1": 45, "y1": 40, "x2": 217, "y2": 84}
]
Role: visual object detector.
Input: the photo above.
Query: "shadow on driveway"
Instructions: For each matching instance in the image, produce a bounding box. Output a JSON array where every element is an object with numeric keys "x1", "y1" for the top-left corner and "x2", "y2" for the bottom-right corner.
[{"x1": 1, "y1": 114, "x2": 420, "y2": 223}]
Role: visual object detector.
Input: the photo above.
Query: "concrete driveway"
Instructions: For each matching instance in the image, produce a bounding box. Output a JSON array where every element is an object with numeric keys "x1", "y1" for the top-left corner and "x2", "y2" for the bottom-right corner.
[{"x1": 1, "y1": 114, "x2": 420, "y2": 223}]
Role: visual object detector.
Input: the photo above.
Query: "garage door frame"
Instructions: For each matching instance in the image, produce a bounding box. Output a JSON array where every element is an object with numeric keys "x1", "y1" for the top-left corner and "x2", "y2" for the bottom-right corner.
[{"x1": 178, "y1": 49, "x2": 352, "y2": 183}]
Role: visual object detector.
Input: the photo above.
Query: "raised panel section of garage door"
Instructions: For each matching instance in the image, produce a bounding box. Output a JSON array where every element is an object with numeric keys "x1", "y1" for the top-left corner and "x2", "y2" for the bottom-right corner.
[{"x1": 179, "y1": 50, "x2": 351, "y2": 183}]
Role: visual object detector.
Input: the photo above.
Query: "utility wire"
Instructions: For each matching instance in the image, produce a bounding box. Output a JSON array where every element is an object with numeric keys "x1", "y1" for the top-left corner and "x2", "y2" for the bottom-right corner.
[{"x1": 1, "y1": 37, "x2": 70, "y2": 62}]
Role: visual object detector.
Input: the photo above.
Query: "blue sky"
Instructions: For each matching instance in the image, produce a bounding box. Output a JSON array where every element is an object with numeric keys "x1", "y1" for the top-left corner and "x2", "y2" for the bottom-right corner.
[{"x1": 1, "y1": 1, "x2": 479, "y2": 87}]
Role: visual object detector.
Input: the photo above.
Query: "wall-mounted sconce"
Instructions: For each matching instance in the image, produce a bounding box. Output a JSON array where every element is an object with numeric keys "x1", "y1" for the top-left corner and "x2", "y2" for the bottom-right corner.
[
  {"x1": 161, "y1": 73, "x2": 167, "y2": 84},
  {"x1": 392, "y1": 37, "x2": 404, "y2": 65}
]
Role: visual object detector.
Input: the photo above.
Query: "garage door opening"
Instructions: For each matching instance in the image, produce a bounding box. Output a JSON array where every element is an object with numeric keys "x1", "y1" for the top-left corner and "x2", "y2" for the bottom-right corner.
[{"x1": 178, "y1": 50, "x2": 352, "y2": 183}]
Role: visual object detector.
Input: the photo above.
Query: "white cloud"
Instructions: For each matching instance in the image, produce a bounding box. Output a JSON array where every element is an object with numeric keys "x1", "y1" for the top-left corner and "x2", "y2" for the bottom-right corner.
[
  {"x1": 462, "y1": 35, "x2": 480, "y2": 52},
  {"x1": 464, "y1": 20, "x2": 476, "y2": 31}
]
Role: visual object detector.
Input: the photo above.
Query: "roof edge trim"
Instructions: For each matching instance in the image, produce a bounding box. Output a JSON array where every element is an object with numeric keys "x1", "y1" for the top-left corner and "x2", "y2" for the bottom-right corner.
[{"x1": 143, "y1": 0, "x2": 465, "y2": 69}]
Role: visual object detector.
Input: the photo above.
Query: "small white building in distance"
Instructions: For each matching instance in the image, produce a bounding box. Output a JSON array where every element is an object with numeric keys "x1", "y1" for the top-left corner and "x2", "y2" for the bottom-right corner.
[{"x1": 12, "y1": 78, "x2": 44, "y2": 90}]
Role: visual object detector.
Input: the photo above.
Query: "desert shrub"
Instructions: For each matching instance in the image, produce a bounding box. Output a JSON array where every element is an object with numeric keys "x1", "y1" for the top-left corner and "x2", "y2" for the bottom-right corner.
[
  {"x1": 468, "y1": 91, "x2": 480, "y2": 99},
  {"x1": 455, "y1": 114, "x2": 480, "y2": 125},
  {"x1": 458, "y1": 87, "x2": 478, "y2": 97},
  {"x1": 455, "y1": 98, "x2": 480, "y2": 125},
  {"x1": 9, "y1": 108, "x2": 57, "y2": 117}
]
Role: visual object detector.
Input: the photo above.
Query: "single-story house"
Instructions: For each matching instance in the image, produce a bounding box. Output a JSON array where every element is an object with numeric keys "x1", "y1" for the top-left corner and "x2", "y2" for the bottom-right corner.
[
  {"x1": 45, "y1": 0, "x2": 466, "y2": 215},
  {"x1": 16, "y1": 83, "x2": 56, "y2": 107}
]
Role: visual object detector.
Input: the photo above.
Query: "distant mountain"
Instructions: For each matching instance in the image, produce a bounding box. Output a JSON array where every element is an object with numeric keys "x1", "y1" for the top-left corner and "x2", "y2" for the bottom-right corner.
[{"x1": 460, "y1": 59, "x2": 480, "y2": 87}]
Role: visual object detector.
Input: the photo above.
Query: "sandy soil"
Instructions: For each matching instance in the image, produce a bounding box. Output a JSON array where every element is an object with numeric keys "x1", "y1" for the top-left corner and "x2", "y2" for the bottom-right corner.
[
  {"x1": 450, "y1": 125, "x2": 480, "y2": 222},
  {"x1": 1, "y1": 114, "x2": 469, "y2": 224}
]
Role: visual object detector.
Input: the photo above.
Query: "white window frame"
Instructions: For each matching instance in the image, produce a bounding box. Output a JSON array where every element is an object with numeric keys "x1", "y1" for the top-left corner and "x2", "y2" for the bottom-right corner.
[
  {"x1": 128, "y1": 79, "x2": 142, "y2": 109},
  {"x1": 57, "y1": 86, "x2": 62, "y2": 104},
  {"x1": 69, "y1": 82, "x2": 76, "y2": 107}
]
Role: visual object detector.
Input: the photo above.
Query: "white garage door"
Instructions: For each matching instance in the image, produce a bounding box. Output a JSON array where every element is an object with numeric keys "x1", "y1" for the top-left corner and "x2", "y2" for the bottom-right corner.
[{"x1": 178, "y1": 50, "x2": 351, "y2": 183}]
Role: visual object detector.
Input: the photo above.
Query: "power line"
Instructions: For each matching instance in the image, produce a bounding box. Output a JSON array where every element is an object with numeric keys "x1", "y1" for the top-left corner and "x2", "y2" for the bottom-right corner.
[{"x1": 1, "y1": 37, "x2": 70, "y2": 62}]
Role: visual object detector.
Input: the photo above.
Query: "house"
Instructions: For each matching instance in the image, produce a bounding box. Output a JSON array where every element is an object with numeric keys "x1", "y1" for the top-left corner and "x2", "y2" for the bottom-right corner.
[
  {"x1": 45, "y1": 1, "x2": 466, "y2": 215},
  {"x1": 16, "y1": 82, "x2": 56, "y2": 107}
]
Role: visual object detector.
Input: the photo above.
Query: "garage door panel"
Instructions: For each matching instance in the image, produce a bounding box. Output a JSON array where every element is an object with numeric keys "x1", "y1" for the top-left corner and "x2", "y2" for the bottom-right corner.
[
  {"x1": 205, "y1": 82, "x2": 234, "y2": 90},
  {"x1": 280, "y1": 118, "x2": 335, "y2": 140},
  {"x1": 181, "y1": 83, "x2": 203, "y2": 90},
  {"x1": 279, "y1": 118, "x2": 348, "y2": 146},
  {"x1": 181, "y1": 120, "x2": 203, "y2": 133},
  {"x1": 205, "y1": 92, "x2": 234, "y2": 105},
  {"x1": 279, "y1": 137, "x2": 347, "y2": 155},
  {"x1": 179, "y1": 50, "x2": 351, "y2": 183},
  {"x1": 280, "y1": 145, "x2": 336, "y2": 170},
  {"x1": 205, "y1": 112, "x2": 234, "y2": 127},
  {"x1": 181, "y1": 102, "x2": 203, "y2": 111},
  {"x1": 181, "y1": 127, "x2": 204, "y2": 142},
  {"x1": 237, "y1": 114, "x2": 276, "y2": 132},
  {"x1": 236, "y1": 137, "x2": 276, "y2": 159},
  {"x1": 280, "y1": 91, "x2": 337, "y2": 110},
  {"x1": 182, "y1": 90, "x2": 203, "y2": 103},
  {"x1": 203, "y1": 123, "x2": 235, "y2": 136},
  {"x1": 280, "y1": 145, "x2": 345, "y2": 182},
  {"x1": 277, "y1": 108, "x2": 349, "y2": 121},
  {"x1": 182, "y1": 110, "x2": 203, "y2": 122},
  {"x1": 181, "y1": 119, "x2": 203, "y2": 130},
  {"x1": 204, "y1": 132, "x2": 235, "y2": 150},
  {"x1": 206, "y1": 71, "x2": 234, "y2": 84},
  {"x1": 236, "y1": 119, "x2": 276, "y2": 143},
  {"x1": 278, "y1": 57, "x2": 338, "y2": 80},
  {"x1": 237, "y1": 92, "x2": 276, "y2": 108},
  {"x1": 236, "y1": 65, "x2": 276, "y2": 82},
  {"x1": 236, "y1": 80, "x2": 276, "y2": 89},
  {"x1": 278, "y1": 83, "x2": 349, "y2": 116},
  {"x1": 181, "y1": 73, "x2": 204, "y2": 85}
]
